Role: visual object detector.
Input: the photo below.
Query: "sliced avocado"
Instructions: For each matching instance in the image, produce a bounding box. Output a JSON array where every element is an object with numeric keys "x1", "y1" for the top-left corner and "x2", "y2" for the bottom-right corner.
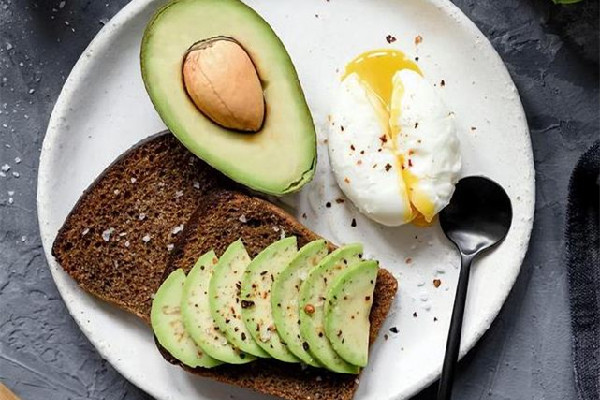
[
  {"x1": 209, "y1": 240, "x2": 270, "y2": 358},
  {"x1": 182, "y1": 251, "x2": 254, "y2": 364},
  {"x1": 141, "y1": 0, "x2": 316, "y2": 195},
  {"x1": 151, "y1": 269, "x2": 222, "y2": 368},
  {"x1": 299, "y1": 244, "x2": 363, "y2": 373},
  {"x1": 325, "y1": 260, "x2": 378, "y2": 367},
  {"x1": 272, "y1": 240, "x2": 328, "y2": 367},
  {"x1": 241, "y1": 237, "x2": 299, "y2": 362}
]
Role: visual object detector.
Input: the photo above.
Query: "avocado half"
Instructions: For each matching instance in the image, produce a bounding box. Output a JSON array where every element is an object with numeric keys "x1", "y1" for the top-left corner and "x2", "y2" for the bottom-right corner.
[{"x1": 141, "y1": 0, "x2": 317, "y2": 195}]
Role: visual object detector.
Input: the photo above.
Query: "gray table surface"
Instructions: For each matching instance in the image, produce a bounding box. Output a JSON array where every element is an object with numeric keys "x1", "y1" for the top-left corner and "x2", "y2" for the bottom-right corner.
[{"x1": 0, "y1": 1, "x2": 598, "y2": 399}]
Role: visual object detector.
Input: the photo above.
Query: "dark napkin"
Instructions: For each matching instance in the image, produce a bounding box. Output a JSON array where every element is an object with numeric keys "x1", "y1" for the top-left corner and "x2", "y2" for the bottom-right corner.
[{"x1": 565, "y1": 140, "x2": 600, "y2": 400}]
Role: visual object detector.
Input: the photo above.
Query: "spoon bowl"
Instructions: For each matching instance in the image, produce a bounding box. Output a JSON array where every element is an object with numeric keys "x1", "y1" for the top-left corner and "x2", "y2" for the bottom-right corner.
[
  {"x1": 440, "y1": 176, "x2": 513, "y2": 255},
  {"x1": 437, "y1": 176, "x2": 512, "y2": 400}
]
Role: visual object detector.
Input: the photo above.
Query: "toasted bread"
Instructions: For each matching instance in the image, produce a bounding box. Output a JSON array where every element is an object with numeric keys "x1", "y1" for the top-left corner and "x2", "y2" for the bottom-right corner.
[
  {"x1": 51, "y1": 133, "x2": 226, "y2": 320},
  {"x1": 52, "y1": 133, "x2": 398, "y2": 400},
  {"x1": 161, "y1": 189, "x2": 398, "y2": 400}
]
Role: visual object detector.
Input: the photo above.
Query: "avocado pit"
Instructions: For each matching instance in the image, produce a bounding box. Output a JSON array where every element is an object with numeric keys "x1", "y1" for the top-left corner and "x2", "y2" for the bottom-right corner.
[{"x1": 182, "y1": 37, "x2": 265, "y2": 132}]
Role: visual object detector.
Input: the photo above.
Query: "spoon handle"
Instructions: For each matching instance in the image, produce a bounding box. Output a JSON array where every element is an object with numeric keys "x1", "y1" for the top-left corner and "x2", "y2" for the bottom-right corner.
[{"x1": 437, "y1": 253, "x2": 474, "y2": 400}]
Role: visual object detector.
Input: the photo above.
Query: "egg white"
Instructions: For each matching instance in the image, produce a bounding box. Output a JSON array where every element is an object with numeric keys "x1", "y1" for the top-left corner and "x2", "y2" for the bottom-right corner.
[{"x1": 328, "y1": 70, "x2": 461, "y2": 227}]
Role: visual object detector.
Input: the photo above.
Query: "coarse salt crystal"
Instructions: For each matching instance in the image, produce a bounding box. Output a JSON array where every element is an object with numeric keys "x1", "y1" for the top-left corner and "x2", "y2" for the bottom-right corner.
[
  {"x1": 8, "y1": 197, "x2": 13, "y2": 204},
  {"x1": 1, "y1": 164, "x2": 10, "y2": 172},
  {"x1": 193, "y1": 181, "x2": 200, "y2": 189},
  {"x1": 14, "y1": 157, "x2": 21, "y2": 164},
  {"x1": 138, "y1": 213, "x2": 146, "y2": 220},
  {"x1": 81, "y1": 228, "x2": 90, "y2": 236},
  {"x1": 7, "y1": 190, "x2": 14, "y2": 196},
  {"x1": 102, "y1": 228, "x2": 114, "y2": 241},
  {"x1": 174, "y1": 190, "x2": 184, "y2": 198},
  {"x1": 130, "y1": 177, "x2": 137, "y2": 183},
  {"x1": 12, "y1": 172, "x2": 19, "y2": 178},
  {"x1": 280, "y1": 228, "x2": 286, "y2": 240},
  {"x1": 171, "y1": 225, "x2": 184, "y2": 235},
  {"x1": 113, "y1": 189, "x2": 120, "y2": 195},
  {"x1": 124, "y1": 241, "x2": 130, "y2": 247},
  {"x1": 167, "y1": 244, "x2": 175, "y2": 252},
  {"x1": 272, "y1": 226, "x2": 280, "y2": 232},
  {"x1": 239, "y1": 214, "x2": 247, "y2": 223},
  {"x1": 142, "y1": 234, "x2": 151, "y2": 242},
  {"x1": 0, "y1": 172, "x2": 6, "y2": 177},
  {"x1": 119, "y1": 232, "x2": 127, "y2": 237}
]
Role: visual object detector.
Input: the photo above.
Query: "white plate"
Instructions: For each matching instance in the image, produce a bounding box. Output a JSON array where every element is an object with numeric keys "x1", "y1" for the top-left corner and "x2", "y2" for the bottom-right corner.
[{"x1": 37, "y1": 0, "x2": 534, "y2": 399}]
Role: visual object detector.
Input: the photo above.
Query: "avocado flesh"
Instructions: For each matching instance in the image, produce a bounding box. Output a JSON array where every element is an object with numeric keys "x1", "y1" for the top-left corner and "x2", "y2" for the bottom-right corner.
[
  {"x1": 209, "y1": 240, "x2": 270, "y2": 358},
  {"x1": 141, "y1": 0, "x2": 317, "y2": 195},
  {"x1": 241, "y1": 237, "x2": 299, "y2": 362},
  {"x1": 272, "y1": 240, "x2": 328, "y2": 367},
  {"x1": 151, "y1": 269, "x2": 222, "y2": 368},
  {"x1": 299, "y1": 244, "x2": 363, "y2": 374},
  {"x1": 182, "y1": 251, "x2": 255, "y2": 364},
  {"x1": 325, "y1": 260, "x2": 378, "y2": 367}
]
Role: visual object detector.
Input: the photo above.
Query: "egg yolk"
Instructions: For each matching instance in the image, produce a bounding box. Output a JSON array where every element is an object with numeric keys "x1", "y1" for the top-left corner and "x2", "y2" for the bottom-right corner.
[{"x1": 343, "y1": 50, "x2": 435, "y2": 226}]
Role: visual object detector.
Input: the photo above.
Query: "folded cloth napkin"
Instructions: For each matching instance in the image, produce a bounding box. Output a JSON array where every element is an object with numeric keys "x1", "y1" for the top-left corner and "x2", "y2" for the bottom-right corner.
[{"x1": 565, "y1": 140, "x2": 600, "y2": 400}]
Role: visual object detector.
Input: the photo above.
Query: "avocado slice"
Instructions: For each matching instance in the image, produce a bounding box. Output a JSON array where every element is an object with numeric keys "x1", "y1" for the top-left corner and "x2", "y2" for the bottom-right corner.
[
  {"x1": 151, "y1": 269, "x2": 222, "y2": 368},
  {"x1": 325, "y1": 260, "x2": 378, "y2": 367},
  {"x1": 241, "y1": 237, "x2": 299, "y2": 362},
  {"x1": 141, "y1": 0, "x2": 317, "y2": 195},
  {"x1": 299, "y1": 244, "x2": 363, "y2": 373},
  {"x1": 182, "y1": 251, "x2": 255, "y2": 364},
  {"x1": 209, "y1": 240, "x2": 270, "y2": 358},
  {"x1": 272, "y1": 240, "x2": 328, "y2": 367}
]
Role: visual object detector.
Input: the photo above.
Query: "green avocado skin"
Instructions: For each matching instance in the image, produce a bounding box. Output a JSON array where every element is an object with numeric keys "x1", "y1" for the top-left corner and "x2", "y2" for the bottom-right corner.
[
  {"x1": 140, "y1": 0, "x2": 317, "y2": 196},
  {"x1": 325, "y1": 260, "x2": 378, "y2": 367}
]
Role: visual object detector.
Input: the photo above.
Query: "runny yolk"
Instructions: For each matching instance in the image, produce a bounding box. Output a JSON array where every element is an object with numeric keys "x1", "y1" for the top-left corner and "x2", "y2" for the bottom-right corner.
[{"x1": 343, "y1": 50, "x2": 435, "y2": 226}]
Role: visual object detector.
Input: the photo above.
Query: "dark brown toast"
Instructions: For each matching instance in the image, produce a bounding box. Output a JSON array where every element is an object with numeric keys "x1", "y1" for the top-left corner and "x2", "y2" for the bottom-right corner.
[
  {"x1": 161, "y1": 189, "x2": 398, "y2": 400},
  {"x1": 52, "y1": 133, "x2": 398, "y2": 400},
  {"x1": 51, "y1": 133, "x2": 226, "y2": 321}
]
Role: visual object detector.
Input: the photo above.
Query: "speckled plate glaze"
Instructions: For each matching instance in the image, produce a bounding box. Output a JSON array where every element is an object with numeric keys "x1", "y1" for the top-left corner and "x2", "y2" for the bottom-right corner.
[{"x1": 37, "y1": 0, "x2": 534, "y2": 399}]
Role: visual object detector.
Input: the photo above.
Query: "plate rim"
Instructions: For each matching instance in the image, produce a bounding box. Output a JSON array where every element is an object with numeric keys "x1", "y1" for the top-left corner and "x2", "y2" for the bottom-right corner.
[{"x1": 37, "y1": 0, "x2": 535, "y2": 399}]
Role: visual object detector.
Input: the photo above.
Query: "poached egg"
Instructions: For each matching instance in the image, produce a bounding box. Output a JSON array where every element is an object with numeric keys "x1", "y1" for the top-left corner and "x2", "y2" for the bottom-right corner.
[{"x1": 328, "y1": 50, "x2": 461, "y2": 227}]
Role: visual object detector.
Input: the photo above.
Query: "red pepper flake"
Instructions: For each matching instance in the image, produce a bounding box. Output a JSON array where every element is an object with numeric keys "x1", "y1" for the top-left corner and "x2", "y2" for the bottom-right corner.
[
  {"x1": 323, "y1": 138, "x2": 329, "y2": 144},
  {"x1": 360, "y1": 150, "x2": 365, "y2": 155},
  {"x1": 302, "y1": 212, "x2": 307, "y2": 219},
  {"x1": 471, "y1": 126, "x2": 477, "y2": 131},
  {"x1": 344, "y1": 177, "x2": 350, "y2": 184},
  {"x1": 433, "y1": 279, "x2": 442, "y2": 288},
  {"x1": 405, "y1": 257, "x2": 412, "y2": 264},
  {"x1": 408, "y1": 159, "x2": 413, "y2": 167},
  {"x1": 386, "y1": 34, "x2": 397, "y2": 44},
  {"x1": 379, "y1": 135, "x2": 388, "y2": 144},
  {"x1": 351, "y1": 218, "x2": 357, "y2": 227},
  {"x1": 350, "y1": 144, "x2": 355, "y2": 151},
  {"x1": 357, "y1": 160, "x2": 362, "y2": 166},
  {"x1": 378, "y1": 148, "x2": 383, "y2": 152},
  {"x1": 440, "y1": 79, "x2": 446, "y2": 87},
  {"x1": 414, "y1": 122, "x2": 419, "y2": 129},
  {"x1": 415, "y1": 35, "x2": 423, "y2": 45},
  {"x1": 335, "y1": 198, "x2": 345, "y2": 204},
  {"x1": 385, "y1": 163, "x2": 392, "y2": 172},
  {"x1": 408, "y1": 149, "x2": 415, "y2": 155},
  {"x1": 340, "y1": 125, "x2": 345, "y2": 132},
  {"x1": 304, "y1": 304, "x2": 315, "y2": 314},
  {"x1": 326, "y1": 202, "x2": 332, "y2": 208}
]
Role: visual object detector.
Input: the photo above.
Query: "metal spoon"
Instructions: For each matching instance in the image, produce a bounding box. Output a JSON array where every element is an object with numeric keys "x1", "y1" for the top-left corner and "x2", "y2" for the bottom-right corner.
[{"x1": 437, "y1": 176, "x2": 513, "y2": 400}]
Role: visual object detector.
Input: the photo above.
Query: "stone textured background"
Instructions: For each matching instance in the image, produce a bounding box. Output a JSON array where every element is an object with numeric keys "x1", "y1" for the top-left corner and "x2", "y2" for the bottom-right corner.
[{"x1": 0, "y1": 0, "x2": 598, "y2": 399}]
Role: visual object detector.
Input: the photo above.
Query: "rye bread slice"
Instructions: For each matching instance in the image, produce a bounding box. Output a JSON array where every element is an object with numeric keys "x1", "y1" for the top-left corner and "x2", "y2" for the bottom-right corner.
[
  {"x1": 161, "y1": 189, "x2": 398, "y2": 400},
  {"x1": 51, "y1": 133, "x2": 226, "y2": 321}
]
